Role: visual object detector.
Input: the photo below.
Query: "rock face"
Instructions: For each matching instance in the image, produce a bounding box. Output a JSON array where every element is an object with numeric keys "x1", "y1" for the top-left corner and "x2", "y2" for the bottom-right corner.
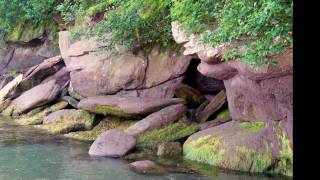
[
  {"x1": 78, "y1": 95, "x2": 186, "y2": 117},
  {"x1": 172, "y1": 21, "x2": 292, "y2": 176},
  {"x1": 183, "y1": 121, "x2": 292, "y2": 176},
  {"x1": 129, "y1": 160, "x2": 167, "y2": 174},
  {"x1": 58, "y1": 32, "x2": 191, "y2": 98},
  {"x1": 0, "y1": 24, "x2": 59, "y2": 75},
  {"x1": 125, "y1": 104, "x2": 188, "y2": 136},
  {"x1": 5, "y1": 80, "x2": 61, "y2": 115},
  {"x1": 89, "y1": 129, "x2": 136, "y2": 157},
  {"x1": 157, "y1": 142, "x2": 182, "y2": 157}
]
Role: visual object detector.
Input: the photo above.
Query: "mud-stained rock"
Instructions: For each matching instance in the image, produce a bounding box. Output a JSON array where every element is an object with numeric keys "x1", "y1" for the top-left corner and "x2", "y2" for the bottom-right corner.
[
  {"x1": 6, "y1": 80, "x2": 61, "y2": 116},
  {"x1": 157, "y1": 142, "x2": 182, "y2": 158},
  {"x1": 15, "y1": 100, "x2": 68, "y2": 125},
  {"x1": 89, "y1": 129, "x2": 136, "y2": 157},
  {"x1": 78, "y1": 95, "x2": 186, "y2": 117},
  {"x1": 129, "y1": 160, "x2": 167, "y2": 174},
  {"x1": 183, "y1": 120, "x2": 292, "y2": 176},
  {"x1": 125, "y1": 104, "x2": 188, "y2": 136}
]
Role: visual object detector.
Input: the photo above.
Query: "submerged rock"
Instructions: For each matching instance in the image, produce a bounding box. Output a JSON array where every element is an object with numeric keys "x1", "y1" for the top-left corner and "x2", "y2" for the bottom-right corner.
[
  {"x1": 125, "y1": 104, "x2": 187, "y2": 136},
  {"x1": 78, "y1": 95, "x2": 186, "y2": 117},
  {"x1": 89, "y1": 129, "x2": 136, "y2": 157},
  {"x1": 129, "y1": 160, "x2": 167, "y2": 174},
  {"x1": 5, "y1": 79, "x2": 61, "y2": 116},
  {"x1": 157, "y1": 142, "x2": 182, "y2": 158}
]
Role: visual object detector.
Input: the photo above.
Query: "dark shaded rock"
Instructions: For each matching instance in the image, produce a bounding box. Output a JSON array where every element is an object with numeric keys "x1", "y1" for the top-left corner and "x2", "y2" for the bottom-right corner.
[
  {"x1": 157, "y1": 142, "x2": 182, "y2": 157},
  {"x1": 10, "y1": 56, "x2": 64, "y2": 97},
  {"x1": 78, "y1": 95, "x2": 186, "y2": 117},
  {"x1": 174, "y1": 84, "x2": 206, "y2": 106},
  {"x1": 89, "y1": 129, "x2": 136, "y2": 157},
  {"x1": 129, "y1": 160, "x2": 167, "y2": 174},
  {"x1": 42, "y1": 67, "x2": 70, "y2": 87},
  {"x1": 125, "y1": 104, "x2": 187, "y2": 136},
  {"x1": 195, "y1": 90, "x2": 226, "y2": 122},
  {"x1": 198, "y1": 117, "x2": 232, "y2": 130},
  {"x1": 0, "y1": 75, "x2": 14, "y2": 89},
  {"x1": 0, "y1": 74, "x2": 23, "y2": 105},
  {"x1": 62, "y1": 96, "x2": 79, "y2": 108},
  {"x1": 5, "y1": 79, "x2": 61, "y2": 115}
]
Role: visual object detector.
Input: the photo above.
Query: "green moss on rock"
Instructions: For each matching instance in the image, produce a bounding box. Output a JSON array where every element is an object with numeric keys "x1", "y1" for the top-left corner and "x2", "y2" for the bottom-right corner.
[
  {"x1": 239, "y1": 122, "x2": 266, "y2": 132},
  {"x1": 183, "y1": 135, "x2": 225, "y2": 165},
  {"x1": 15, "y1": 101, "x2": 68, "y2": 125},
  {"x1": 236, "y1": 146, "x2": 272, "y2": 173},
  {"x1": 5, "y1": 21, "x2": 46, "y2": 43},
  {"x1": 215, "y1": 109, "x2": 230, "y2": 120},
  {"x1": 137, "y1": 121, "x2": 199, "y2": 148},
  {"x1": 65, "y1": 117, "x2": 137, "y2": 141}
]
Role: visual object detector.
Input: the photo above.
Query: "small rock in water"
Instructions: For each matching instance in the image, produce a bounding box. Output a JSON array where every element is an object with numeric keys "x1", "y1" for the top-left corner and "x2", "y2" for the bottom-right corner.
[
  {"x1": 129, "y1": 160, "x2": 167, "y2": 174},
  {"x1": 89, "y1": 129, "x2": 136, "y2": 157}
]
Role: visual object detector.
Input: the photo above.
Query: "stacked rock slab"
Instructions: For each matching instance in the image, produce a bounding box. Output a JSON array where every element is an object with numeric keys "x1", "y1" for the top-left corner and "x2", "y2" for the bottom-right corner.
[
  {"x1": 58, "y1": 31, "x2": 191, "y2": 99},
  {"x1": 172, "y1": 21, "x2": 292, "y2": 176}
]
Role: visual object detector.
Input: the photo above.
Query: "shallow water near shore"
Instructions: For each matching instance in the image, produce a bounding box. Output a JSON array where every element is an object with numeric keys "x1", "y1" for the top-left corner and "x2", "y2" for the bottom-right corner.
[{"x1": 0, "y1": 116, "x2": 286, "y2": 180}]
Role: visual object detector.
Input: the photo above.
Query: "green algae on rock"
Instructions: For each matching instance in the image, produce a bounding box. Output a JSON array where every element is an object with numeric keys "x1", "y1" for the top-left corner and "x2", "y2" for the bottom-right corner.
[
  {"x1": 65, "y1": 117, "x2": 138, "y2": 141},
  {"x1": 137, "y1": 120, "x2": 199, "y2": 148},
  {"x1": 239, "y1": 122, "x2": 266, "y2": 133},
  {"x1": 33, "y1": 109, "x2": 95, "y2": 134},
  {"x1": 15, "y1": 101, "x2": 68, "y2": 125}
]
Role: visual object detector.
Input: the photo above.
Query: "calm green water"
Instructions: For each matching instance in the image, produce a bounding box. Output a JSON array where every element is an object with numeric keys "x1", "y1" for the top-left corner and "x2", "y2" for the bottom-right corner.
[{"x1": 0, "y1": 117, "x2": 284, "y2": 180}]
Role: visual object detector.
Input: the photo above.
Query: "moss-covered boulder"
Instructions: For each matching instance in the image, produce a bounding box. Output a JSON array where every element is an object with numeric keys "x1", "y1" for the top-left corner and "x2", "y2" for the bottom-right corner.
[
  {"x1": 65, "y1": 117, "x2": 137, "y2": 141},
  {"x1": 34, "y1": 109, "x2": 95, "y2": 134},
  {"x1": 183, "y1": 120, "x2": 292, "y2": 176},
  {"x1": 14, "y1": 100, "x2": 68, "y2": 125},
  {"x1": 137, "y1": 119, "x2": 199, "y2": 148}
]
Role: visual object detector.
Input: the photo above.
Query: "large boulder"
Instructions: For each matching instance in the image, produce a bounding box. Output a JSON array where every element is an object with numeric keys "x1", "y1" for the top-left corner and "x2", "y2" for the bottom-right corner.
[
  {"x1": 78, "y1": 95, "x2": 186, "y2": 117},
  {"x1": 183, "y1": 120, "x2": 292, "y2": 176},
  {"x1": 125, "y1": 104, "x2": 188, "y2": 136},
  {"x1": 4, "y1": 79, "x2": 61, "y2": 115},
  {"x1": 58, "y1": 33, "x2": 191, "y2": 98},
  {"x1": 89, "y1": 129, "x2": 136, "y2": 157}
]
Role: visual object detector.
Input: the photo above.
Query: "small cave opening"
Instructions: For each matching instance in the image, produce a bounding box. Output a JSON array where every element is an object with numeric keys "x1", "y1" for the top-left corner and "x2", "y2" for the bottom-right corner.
[{"x1": 180, "y1": 58, "x2": 229, "y2": 122}]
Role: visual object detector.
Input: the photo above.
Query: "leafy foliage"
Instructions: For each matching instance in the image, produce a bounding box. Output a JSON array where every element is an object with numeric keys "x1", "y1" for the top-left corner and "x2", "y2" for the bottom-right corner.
[{"x1": 0, "y1": 0, "x2": 59, "y2": 33}]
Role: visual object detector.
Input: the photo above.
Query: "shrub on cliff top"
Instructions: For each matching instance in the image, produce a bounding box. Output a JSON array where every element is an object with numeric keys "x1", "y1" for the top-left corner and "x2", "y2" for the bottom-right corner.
[{"x1": 0, "y1": 0, "x2": 59, "y2": 33}]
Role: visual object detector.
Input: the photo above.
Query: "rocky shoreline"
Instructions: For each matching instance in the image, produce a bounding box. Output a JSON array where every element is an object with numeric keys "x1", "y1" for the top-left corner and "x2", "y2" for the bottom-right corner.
[{"x1": 0, "y1": 22, "x2": 292, "y2": 177}]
